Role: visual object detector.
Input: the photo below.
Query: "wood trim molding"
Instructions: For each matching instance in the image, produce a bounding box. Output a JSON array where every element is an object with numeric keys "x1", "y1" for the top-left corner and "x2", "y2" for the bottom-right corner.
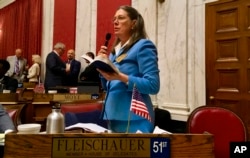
[{"x1": 0, "y1": 0, "x2": 15, "y2": 9}]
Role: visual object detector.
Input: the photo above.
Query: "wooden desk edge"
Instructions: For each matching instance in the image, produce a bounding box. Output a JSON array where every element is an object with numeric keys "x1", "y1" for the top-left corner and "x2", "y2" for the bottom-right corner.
[
  {"x1": 4, "y1": 133, "x2": 214, "y2": 158},
  {"x1": 0, "y1": 102, "x2": 18, "y2": 104},
  {"x1": 32, "y1": 102, "x2": 50, "y2": 104}
]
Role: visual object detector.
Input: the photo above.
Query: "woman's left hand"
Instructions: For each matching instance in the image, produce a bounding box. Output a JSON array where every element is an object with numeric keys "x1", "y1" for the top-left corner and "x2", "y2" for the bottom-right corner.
[
  {"x1": 97, "y1": 69, "x2": 119, "y2": 81},
  {"x1": 97, "y1": 69, "x2": 129, "y2": 83}
]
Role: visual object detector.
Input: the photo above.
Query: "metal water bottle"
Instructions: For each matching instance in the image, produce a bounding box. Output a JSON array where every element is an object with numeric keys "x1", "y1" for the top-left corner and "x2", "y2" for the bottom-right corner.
[{"x1": 46, "y1": 102, "x2": 65, "y2": 133}]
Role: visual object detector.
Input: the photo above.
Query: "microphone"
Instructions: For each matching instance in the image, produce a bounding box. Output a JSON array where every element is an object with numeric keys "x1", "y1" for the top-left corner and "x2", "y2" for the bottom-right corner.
[{"x1": 104, "y1": 33, "x2": 111, "y2": 47}]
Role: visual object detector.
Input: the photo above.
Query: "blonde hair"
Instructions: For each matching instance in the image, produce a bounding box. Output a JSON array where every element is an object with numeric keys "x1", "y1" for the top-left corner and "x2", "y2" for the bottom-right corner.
[{"x1": 32, "y1": 54, "x2": 41, "y2": 64}]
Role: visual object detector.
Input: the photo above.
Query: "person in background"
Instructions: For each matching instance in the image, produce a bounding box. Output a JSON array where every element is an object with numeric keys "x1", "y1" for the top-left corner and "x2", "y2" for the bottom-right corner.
[
  {"x1": 79, "y1": 52, "x2": 100, "y2": 82},
  {"x1": 97, "y1": 6, "x2": 160, "y2": 133},
  {"x1": 0, "y1": 59, "x2": 18, "y2": 93},
  {"x1": 85, "y1": 51, "x2": 95, "y2": 60},
  {"x1": 44, "y1": 42, "x2": 70, "y2": 92},
  {"x1": 64, "y1": 49, "x2": 81, "y2": 86},
  {"x1": 5, "y1": 48, "x2": 28, "y2": 83},
  {"x1": 27, "y1": 54, "x2": 41, "y2": 83},
  {"x1": 0, "y1": 104, "x2": 15, "y2": 133}
]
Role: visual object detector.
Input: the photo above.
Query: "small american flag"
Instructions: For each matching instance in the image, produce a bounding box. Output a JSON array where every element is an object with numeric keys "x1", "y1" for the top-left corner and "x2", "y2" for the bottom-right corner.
[{"x1": 130, "y1": 86, "x2": 151, "y2": 121}]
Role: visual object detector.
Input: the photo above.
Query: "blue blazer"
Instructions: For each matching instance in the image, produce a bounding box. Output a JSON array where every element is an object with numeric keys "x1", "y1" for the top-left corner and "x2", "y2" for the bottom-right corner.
[
  {"x1": 44, "y1": 51, "x2": 66, "y2": 91},
  {"x1": 64, "y1": 59, "x2": 81, "y2": 86},
  {"x1": 101, "y1": 39, "x2": 160, "y2": 123}
]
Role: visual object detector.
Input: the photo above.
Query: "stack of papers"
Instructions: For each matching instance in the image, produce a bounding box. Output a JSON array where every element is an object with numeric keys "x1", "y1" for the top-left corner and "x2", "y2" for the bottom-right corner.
[
  {"x1": 65, "y1": 124, "x2": 172, "y2": 134},
  {"x1": 153, "y1": 126, "x2": 172, "y2": 134},
  {"x1": 65, "y1": 123, "x2": 108, "y2": 133}
]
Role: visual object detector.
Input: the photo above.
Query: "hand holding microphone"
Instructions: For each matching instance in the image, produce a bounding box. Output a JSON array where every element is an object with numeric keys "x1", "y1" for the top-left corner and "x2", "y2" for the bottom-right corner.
[
  {"x1": 98, "y1": 33, "x2": 112, "y2": 56},
  {"x1": 104, "y1": 33, "x2": 111, "y2": 47}
]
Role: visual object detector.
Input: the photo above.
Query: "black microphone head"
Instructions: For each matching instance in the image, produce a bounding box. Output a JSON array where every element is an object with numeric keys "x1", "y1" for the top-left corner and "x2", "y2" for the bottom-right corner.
[{"x1": 106, "y1": 33, "x2": 111, "y2": 40}]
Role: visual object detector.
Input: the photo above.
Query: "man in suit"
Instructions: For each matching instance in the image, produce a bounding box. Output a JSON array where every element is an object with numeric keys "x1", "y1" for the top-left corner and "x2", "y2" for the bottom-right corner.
[
  {"x1": 5, "y1": 48, "x2": 28, "y2": 83},
  {"x1": 64, "y1": 49, "x2": 81, "y2": 86},
  {"x1": 0, "y1": 59, "x2": 18, "y2": 93},
  {"x1": 44, "y1": 42, "x2": 70, "y2": 92}
]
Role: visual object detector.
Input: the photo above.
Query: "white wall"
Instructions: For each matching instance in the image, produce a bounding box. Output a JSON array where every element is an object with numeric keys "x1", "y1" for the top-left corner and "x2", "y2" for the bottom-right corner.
[{"x1": 133, "y1": 0, "x2": 217, "y2": 121}]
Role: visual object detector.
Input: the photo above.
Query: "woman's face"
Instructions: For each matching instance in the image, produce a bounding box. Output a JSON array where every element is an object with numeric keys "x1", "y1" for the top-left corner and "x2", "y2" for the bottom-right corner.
[
  {"x1": 113, "y1": 9, "x2": 135, "y2": 42},
  {"x1": 32, "y1": 56, "x2": 36, "y2": 63}
]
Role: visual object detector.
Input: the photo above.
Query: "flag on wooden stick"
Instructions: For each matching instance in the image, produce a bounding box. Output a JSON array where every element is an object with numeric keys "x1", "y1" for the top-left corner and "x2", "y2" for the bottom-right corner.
[{"x1": 130, "y1": 85, "x2": 151, "y2": 121}]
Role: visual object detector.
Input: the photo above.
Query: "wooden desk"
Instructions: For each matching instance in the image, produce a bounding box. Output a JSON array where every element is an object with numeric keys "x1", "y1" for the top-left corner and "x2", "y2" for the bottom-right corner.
[
  {"x1": 4, "y1": 133, "x2": 214, "y2": 158},
  {"x1": 31, "y1": 93, "x2": 104, "y2": 131},
  {"x1": 0, "y1": 93, "x2": 18, "y2": 103},
  {"x1": 0, "y1": 93, "x2": 105, "y2": 131},
  {"x1": 32, "y1": 94, "x2": 104, "y2": 120}
]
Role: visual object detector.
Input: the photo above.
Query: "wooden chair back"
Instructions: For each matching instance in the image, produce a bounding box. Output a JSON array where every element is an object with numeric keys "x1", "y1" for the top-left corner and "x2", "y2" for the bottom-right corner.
[{"x1": 3, "y1": 104, "x2": 25, "y2": 128}]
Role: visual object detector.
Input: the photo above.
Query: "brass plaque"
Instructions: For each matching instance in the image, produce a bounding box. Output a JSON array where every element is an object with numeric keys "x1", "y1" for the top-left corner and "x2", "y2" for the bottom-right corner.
[
  {"x1": 52, "y1": 137, "x2": 170, "y2": 158},
  {"x1": 116, "y1": 53, "x2": 127, "y2": 63},
  {"x1": 53, "y1": 94, "x2": 91, "y2": 101}
]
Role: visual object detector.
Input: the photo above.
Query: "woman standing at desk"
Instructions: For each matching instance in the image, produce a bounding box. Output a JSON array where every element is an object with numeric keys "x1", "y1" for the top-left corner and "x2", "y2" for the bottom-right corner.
[{"x1": 97, "y1": 6, "x2": 160, "y2": 133}]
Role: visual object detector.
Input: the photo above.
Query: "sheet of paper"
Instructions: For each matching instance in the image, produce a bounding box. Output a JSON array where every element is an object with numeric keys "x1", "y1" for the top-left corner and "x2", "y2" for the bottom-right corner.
[
  {"x1": 153, "y1": 126, "x2": 172, "y2": 134},
  {"x1": 65, "y1": 123, "x2": 108, "y2": 133}
]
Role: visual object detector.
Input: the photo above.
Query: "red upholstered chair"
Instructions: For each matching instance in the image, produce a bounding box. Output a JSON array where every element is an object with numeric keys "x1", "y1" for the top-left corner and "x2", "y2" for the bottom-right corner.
[
  {"x1": 61, "y1": 102, "x2": 107, "y2": 128},
  {"x1": 61, "y1": 102, "x2": 103, "y2": 114},
  {"x1": 187, "y1": 106, "x2": 247, "y2": 158}
]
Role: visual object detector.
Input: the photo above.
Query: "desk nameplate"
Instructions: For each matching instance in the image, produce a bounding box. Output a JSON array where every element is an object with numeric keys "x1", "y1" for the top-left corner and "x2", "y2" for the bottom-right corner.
[
  {"x1": 33, "y1": 94, "x2": 53, "y2": 102},
  {"x1": 4, "y1": 133, "x2": 214, "y2": 158},
  {"x1": 53, "y1": 94, "x2": 92, "y2": 101},
  {"x1": 52, "y1": 137, "x2": 170, "y2": 158}
]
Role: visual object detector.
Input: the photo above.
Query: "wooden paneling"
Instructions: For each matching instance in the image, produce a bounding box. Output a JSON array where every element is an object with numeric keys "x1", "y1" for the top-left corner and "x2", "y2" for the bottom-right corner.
[{"x1": 206, "y1": 0, "x2": 250, "y2": 139}]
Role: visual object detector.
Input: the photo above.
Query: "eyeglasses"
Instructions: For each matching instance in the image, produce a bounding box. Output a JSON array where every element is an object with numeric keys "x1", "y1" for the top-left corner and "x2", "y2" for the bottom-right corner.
[{"x1": 112, "y1": 16, "x2": 127, "y2": 23}]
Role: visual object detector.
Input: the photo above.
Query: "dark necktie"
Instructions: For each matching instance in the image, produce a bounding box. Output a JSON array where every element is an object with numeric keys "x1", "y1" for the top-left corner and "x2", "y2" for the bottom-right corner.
[{"x1": 15, "y1": 59, "x2": 20, "y2": 74}]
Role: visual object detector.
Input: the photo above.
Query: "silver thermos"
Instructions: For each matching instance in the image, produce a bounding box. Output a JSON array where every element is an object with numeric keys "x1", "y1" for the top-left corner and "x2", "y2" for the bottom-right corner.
[{"x1": 46, "y1": 102, "x2": 65, "y2": 134}]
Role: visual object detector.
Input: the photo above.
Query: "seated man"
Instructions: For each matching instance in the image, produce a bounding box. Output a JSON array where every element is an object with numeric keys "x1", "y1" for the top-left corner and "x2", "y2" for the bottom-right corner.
[
  {"x1": 0, "y1": 59, "x2": 18, "y2": 93},
  {"x1": 0, "y1": 104, "x2": 15, "y2": 133}
]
